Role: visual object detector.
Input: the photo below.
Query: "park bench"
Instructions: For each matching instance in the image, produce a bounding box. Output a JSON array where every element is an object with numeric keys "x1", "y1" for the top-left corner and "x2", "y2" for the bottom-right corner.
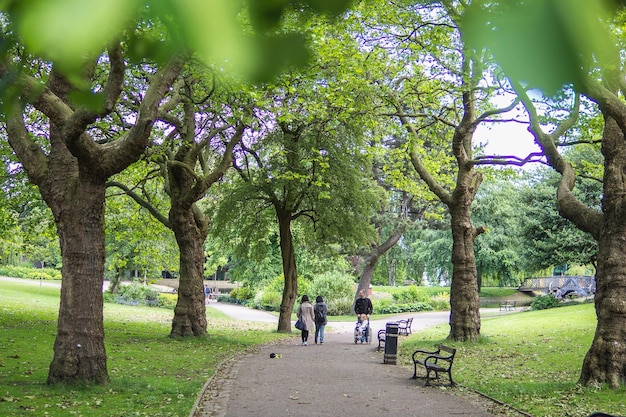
[
  {"x1": 377, "y1": 329, "x2": 386, "y2": 351},
  {"x1": 411, "y1": 344, "x2": 456, "y2": 386},
  {"x1": 398, "y1": 317, "x2": 413, "y2": 335},
  {"x1": 499, "y1": 300, "x2": 516, "y2": 311}
]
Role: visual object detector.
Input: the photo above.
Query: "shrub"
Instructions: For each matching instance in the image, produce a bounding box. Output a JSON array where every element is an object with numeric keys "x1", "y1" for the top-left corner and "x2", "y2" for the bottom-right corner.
[
  {"x1": 307, "y1": 272, "x2": 355, "y2": 315},
  {"x1": 531, "y1": 294, "x2": 560, "y2": 310},
  {"x1": 0, "y1": 265, "x2": 61, "y2": 280},
  {"x1": 327, "y1": 297, "x2": 353, "y2": 316},
  {"x1": 107, "y1": 283, "x2": 160, "y2": 307},
  {"x1": 156, "y1": 293, "x2": 177, "y2": 309},
  {"x1": 255, "y1": 290, "x2": 282, "y2": 311},
  {"x1": 430, "y1": 292, "x2": 450, "y2": 310},
  {"x1": 392, "y1": 285, "x2": 431, "y2": 304},
  {"x1": 229, "y1": 286, "x2": 254, "y2": 301},
  {"x1": 375, "y1": 299, "x2": 433, "y2": 314}
]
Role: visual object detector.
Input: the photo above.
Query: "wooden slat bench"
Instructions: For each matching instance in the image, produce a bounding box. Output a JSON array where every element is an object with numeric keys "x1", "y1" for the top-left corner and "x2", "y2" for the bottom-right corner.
[
  {"x1": 499, "y1": 300, "x2": 516, "y2": 311},
  {"x1": 398, "y1": 317, "x2": 413, "y2": 335},
  {"x1": 411, "y1": 344, "x2": 456, "y2": 386}
]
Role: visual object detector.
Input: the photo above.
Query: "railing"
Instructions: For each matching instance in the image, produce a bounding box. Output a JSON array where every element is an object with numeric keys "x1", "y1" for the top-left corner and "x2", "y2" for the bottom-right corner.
[{"x1": 519, "y1": 276, "x2": 595, "y2": 294}]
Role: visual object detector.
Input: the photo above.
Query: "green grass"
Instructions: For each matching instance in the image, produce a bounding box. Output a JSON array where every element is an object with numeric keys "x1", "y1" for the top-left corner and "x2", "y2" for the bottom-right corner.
[
  {"x1": 398, "y1": 304, "x2": 626, "y2": 417},
  {"x1": 3, "y1": 280, "x2": 625, "y2": 417},
  {"x1": 478, "y1": 287, "x2": 519, "y2": 298},
  {"x1": 0, "y1": 280, "x2": 289, "y2": 417}
]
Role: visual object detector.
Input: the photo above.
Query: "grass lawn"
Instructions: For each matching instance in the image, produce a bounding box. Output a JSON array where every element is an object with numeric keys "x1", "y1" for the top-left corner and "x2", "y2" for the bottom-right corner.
[
  {"x1": 0, "y1": 280, "x2": 289, "y2": 417},
  {"x1": 2, "y1": 279, "x2": 625, "y2": 417},
  {"x1": 398, "y1": 303, "x2": 626, "y2": 417}
]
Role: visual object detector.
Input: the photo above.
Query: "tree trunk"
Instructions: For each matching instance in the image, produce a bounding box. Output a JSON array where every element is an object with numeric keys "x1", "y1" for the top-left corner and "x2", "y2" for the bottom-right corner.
[
  {"x1": 447, "y1": 203, "x2": 481, "y2": 342},
  {"x1": 353, "y1": 225, "x2": 405, "y2": 312},
  {"x1": 2, "y1": 46, "x2": 185, "y2": 385},
  {"x1": 277, "y1": 212, "x2": 298, "y2": 333},
  {"x1": 169, "y1": 206, "x2": 208, "y2": 338},
  {"x1": 578, "y1": 116, "x2": 626, "y2": 388},
  {"x1": 47, "y1": 179, "x2": 109, "y2": 384}
]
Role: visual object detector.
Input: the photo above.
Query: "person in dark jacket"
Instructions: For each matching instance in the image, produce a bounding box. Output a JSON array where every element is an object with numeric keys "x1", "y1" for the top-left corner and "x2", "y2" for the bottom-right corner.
[
  {"x1": 354, "y1": 289, "x2": 373, "y2": 319},
  {"x1": 313, "y1": 296, "x2": 328, "y2": 344}
]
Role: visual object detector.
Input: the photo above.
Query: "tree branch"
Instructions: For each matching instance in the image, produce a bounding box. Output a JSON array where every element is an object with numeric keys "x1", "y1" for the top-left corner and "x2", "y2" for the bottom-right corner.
[
  {"x1": 513, "y1": 80, "x2": 602, "y2": 239},
  {"x1": 106, "y1": 181, "x2": 171, "y2": 228}
]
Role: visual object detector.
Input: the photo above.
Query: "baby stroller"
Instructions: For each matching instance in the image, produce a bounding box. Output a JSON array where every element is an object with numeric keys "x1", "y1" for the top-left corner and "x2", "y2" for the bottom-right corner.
[{"x1": 354, "y1": 314, "x2": 372, "y2": 344}]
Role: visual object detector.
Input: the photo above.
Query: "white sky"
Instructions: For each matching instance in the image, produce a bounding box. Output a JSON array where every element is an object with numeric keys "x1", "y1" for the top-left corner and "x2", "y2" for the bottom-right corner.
[{"x1": 477, "y1": 121, "x2": 541, "y2": 158}]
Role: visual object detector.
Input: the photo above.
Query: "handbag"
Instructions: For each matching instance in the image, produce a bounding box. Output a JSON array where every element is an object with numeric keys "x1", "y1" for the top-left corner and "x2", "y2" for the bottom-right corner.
[{"x1": 295, "y1": 319, "x2": 304, "y2": 330}]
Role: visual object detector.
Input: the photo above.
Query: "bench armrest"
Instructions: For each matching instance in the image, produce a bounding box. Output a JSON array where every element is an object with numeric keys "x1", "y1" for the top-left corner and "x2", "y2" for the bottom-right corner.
[
  {"x1": 412, "y1": 348, "x2": 439, "y2": 361},
  {"x1": 424, "y1": 353, "x2": 453, "y2": 363}
]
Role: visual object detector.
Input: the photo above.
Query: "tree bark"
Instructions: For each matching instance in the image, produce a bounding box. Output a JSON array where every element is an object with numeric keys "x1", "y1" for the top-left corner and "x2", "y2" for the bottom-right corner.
[
  {"x1": 47, "y1": 175, "x2": 109, "y2": 383},
  {"x1": 578, "y1": 116, "x2": 626, "y2": 388},
  {"x1": 353, "y1": 225, "x2": 405, "y2": 311},
  {"x1": 277, "y1": 211, "x2": 298, "y2": 333},
  {"x1": 448, "y1": 203, "x2": 481, "y2": 342},
  {"x1": 169, "y1": 206, "x2": 208, "y2": 338}
]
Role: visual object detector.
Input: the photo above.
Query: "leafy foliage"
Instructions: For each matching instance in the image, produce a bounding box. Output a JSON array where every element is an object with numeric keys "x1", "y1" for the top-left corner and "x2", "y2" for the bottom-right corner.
[
  {"x1": 472, "y1": 178, "x2": 525, "y2": 286},
  {"x1": 0, "y1": 265, "x2": 61, "y2": 280},
  {"x1": 391, "y1": 285, "x2": 431, "y2": 304},
  {"x1": 374, "y1": 299, "x2": 433, "y2": 314},
  {"x1": 517, "y1": 166, "x2": 599, "y2": 273},
  {"x1": 104, "y1": 283, "x2": 160, "y2": 307},
  {"x1": 2, "y1": 0, "x2": 355, "y2": 83},
  {"x1": 463, "y1": 0, "x2": 616, "y2": 94},
  {"x1": 530, "y1": 294, "x2": 561, "y2": 310}
]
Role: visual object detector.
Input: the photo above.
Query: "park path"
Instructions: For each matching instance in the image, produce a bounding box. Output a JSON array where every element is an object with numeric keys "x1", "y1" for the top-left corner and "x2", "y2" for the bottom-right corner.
[
  {"x1": 2, "y1": 277, "x2": 523, "y2": 416},
  {"x1": 194, "y1": 302, "x2": 524, "y2": 417}
]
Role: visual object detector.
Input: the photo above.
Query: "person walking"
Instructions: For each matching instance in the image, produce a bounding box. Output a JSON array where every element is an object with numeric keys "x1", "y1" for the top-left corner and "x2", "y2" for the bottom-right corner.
[
  {"x1": 313, "y1": 295, "x2": 328, "y2": 345},
  {"x1": 296, "y1": 295, "x2": 315, "y2": 346},
  {"x1": 204, "y1": 285, "x2": 211, "y2": 305}
]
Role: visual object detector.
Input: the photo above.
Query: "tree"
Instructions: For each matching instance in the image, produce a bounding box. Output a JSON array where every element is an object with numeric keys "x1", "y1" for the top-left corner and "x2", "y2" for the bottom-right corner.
[
  {"x1": 108, "y1": 67, "x2": 250, "y2": 337},
  {"x1": 105, "y1": 176, "x2": 178, "y2": 293},
  {"x1": 222, "y1": 118, "x2": 380, "y2": 332},
  {"x1": 465, "y1": 0, "x2": 626, "y2": 388},
  {"x1": 472, "y1": 177, "x2": 525, "y2": 287},
  {"x1": 517, "y1": 166, "x2": 599, "y2": 275},
  {"x1": 0, "y1": 22, "x2": 186, "y2": 383},
  {"x1": 0, "y1": 0, "x2": 356, "y2": 383},
  {"x1": 362, "y1": 0, "x2": 520, "y2": 341}
]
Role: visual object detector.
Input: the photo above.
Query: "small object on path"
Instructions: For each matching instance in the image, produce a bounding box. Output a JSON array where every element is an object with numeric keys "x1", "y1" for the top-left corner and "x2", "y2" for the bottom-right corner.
[{"x1": 269, "y1": 353, "x2": 282, "y2": 358}]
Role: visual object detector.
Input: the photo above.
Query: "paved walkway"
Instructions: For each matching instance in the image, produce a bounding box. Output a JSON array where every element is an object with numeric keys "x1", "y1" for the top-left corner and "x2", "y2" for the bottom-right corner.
[{"x1": 193, "y1": 303, "x2": 525, "y2": 417}]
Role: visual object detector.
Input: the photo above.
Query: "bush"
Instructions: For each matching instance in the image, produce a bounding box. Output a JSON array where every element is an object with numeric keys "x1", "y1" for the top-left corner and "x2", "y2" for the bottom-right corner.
[
  {"x1": 374, "y1": 298, "x2": 433, "y2": 314},
  {"x1": 229, "y1": 286, "x2": 254, "y2": 301},
  {"x1": 430, "y1": 292, "x2": 450, "y2": 310},
  {"x1": 106, "y1": 283, "x2": 160, "y2": 307},
  {"x1": 327, "y1": 297, "x2": 353, "y2": 316},
  {"x1": 307, "y1": 272, "x2": 355, "y2": 315},
  {"x1": 392, "y1": 285, "x2": 431, "y2": 304},
  {"x1": 255, "y1": 290, "x2": 282, "y2": 311},
  {"x1": 0, "y1": 265, "x2": 61, "y2": 280},
  {"x1": 531, "y1": 294, "x2": 560, "y2": 310},
  {"x1": 156, "y1": 293, "x2": 177, "y2": 309}
]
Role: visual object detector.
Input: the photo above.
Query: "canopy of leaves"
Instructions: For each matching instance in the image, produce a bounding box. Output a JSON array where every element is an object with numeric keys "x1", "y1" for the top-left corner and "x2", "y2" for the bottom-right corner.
[
  {"x1": 463, "y1": 0, "x2": 617, "y2": 94},
  {"x1": 2, "y1": 0, "x2": 354, "y2": 83}
]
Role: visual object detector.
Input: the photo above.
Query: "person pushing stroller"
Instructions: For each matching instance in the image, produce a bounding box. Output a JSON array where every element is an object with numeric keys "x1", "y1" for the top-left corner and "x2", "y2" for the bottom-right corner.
[{"x1": 354, "y1": 289, "x2": 373, "y2": 343}]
